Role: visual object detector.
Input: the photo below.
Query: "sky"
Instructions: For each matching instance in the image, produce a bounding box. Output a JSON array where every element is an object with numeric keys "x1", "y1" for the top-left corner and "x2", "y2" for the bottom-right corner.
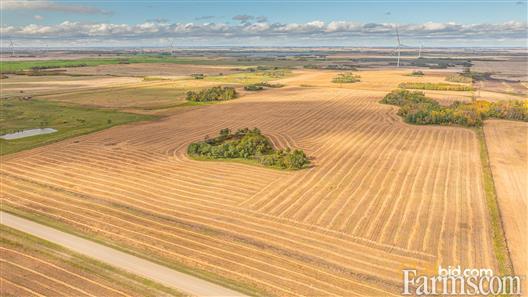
[{"x1": 1, "y1": 0, "x2": 527, "y2": 47}]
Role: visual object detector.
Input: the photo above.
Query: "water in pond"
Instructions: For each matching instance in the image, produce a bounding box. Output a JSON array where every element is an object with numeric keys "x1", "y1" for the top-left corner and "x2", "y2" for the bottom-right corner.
[{"x1": 0, "y1": 128, "x2": 57, "y2": 140}]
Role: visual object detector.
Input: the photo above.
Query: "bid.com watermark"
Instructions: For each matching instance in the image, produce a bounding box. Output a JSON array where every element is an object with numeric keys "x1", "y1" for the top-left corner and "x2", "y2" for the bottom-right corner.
[{"x1": 403, "y1": 265, "x2": 523, "y2": 295}]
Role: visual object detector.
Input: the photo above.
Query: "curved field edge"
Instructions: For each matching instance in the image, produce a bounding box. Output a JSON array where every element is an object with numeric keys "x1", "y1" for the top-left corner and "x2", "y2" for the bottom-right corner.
[
  {"x1": 0, "y1": 225, "x2": 186, "y2": 297},
  {"x1": 0, "y1": 205, "x2": 266, "y2": 297},
  {"x1": 476, "y1": 128, "x2": 514, "y2": 276}
]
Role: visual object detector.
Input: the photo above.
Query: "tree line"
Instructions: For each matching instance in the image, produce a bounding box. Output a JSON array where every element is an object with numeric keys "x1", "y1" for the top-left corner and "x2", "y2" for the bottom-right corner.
[
  {"x1": 186, "y1": 86, "x2": 237, "y2": 102},
  {"x1": 188, "y1": 128, "x2": 310, "y2": 170},
  {"x1": 381, "y1": 90, "x2": 528, "y2": 127}
]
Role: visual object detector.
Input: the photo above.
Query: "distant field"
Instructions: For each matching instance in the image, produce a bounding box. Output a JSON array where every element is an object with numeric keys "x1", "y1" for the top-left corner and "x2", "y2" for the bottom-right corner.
[
  {"x1": 0, "y1": 225, "x2": 182, "y2": 297},
  {"x1": 275, "y1": 69, "x2": 473, "y2": 105},
  {"x1": 472, "y1": 58, "x2": 528, "y2": 81},
  {"x1": 1, "y1": 75, "x2": 142, "y2": 98},
  {"x1": 484, "y1": 120, "x2": 527, "y2": 281},
  {"x1": 63, "y1": 63, "x2": 242, "y2": 77},
  {"x1": 35, "y1": 71, "x2": 287, "y2": 110},
  {"x1": 37, "y1": 79, "x2": 221, "y2": 110},
  {"x1": 476, "y1": 80, "x2": 528, "y2": 97},
  {"x1": 1, "y1": 56, "x2": 314, "y2": 73},
  {"x1": 2, "y1": 58, "x2": 125, "y2": 73},
  {"x1": 1, "y1": 56, "x2": 234, "y2": 73},
  {"x1": 205, "y1": 70, "x2": 292, "y2": 85},
  {"x1": 0, "y1": 99, "x2": 153, "y2": 155}
]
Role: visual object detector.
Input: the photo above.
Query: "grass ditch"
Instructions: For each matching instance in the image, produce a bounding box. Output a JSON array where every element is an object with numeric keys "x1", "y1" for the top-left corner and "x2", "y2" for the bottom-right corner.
[
  {"x1": 475, "y1": 128, "x2": 514, "y2": 277},
  {"x1": 1, "y1": 205, "x2": 266, "y2": 297}
]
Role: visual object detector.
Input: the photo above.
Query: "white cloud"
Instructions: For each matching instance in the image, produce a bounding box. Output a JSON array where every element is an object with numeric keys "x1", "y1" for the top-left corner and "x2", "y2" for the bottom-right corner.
[
  {"x1": 326, "y1": 21, "x2": 360, "y2": 33},
  {"x1": 1, "y1": 20, "x2": 526, "y2": 46},
  {"x1": 2, "y1": 0, "x2": 111, "y2": 15},
  {"x1": 33, "y1": 14, "x2": 44, "y2": 20}
]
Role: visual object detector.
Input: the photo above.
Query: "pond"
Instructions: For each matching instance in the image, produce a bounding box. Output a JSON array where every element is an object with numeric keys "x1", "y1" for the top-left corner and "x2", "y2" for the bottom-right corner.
[{"x1": 0, "y1": 128, "x2": 58, "y2": 140}]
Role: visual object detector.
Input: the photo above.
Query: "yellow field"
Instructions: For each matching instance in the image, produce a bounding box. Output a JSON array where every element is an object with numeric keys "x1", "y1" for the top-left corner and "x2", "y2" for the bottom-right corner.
[
  {"x1": 37, "y1": 79, "x2": 220, "y2": 109},
  {"x1": 277, "y1": 69, "x2": 475, "y2": 104},
  {"x1": 1, "y1": 70, "x2": 499, "y2": 295},
  {"x1": 2, "y1": 71, "x2": 294, "y2": 111},
  {"x1": 484, "y1": 120, "x2": 527, "y2": 281}
]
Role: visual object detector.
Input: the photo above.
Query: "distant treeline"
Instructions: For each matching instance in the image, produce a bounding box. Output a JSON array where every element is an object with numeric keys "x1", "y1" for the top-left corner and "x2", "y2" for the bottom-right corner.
[
  {"x1": 381, "y1": 90, "x2": 528, "y2": 127},
  {"x1": 445, "y1": 70, "x2": 492, "y2": 83},
  {"x1": 445, "y1": 74, "x2": 473, "y2": 83},
  {"x1": 186, "y1": 86, "x2": 237, "y2": 102},
  {"x1": 332, "y1": 73, "x2": 361, "y2": 83},
  {"x1": 409, "y1": 58, "x2": 472, "y2": 69},
  {"x1": 244, "y1": 82, "x2": 284, "y2": 91},
  {"x1": 408, "y1": 71, "x2": 424, "y2": 77},
  {"x1": 230, "y1": 66, "x2": 289, "y2": 78},
  {"x1": 304, "y1": 64, "x2": 358, "y2": 71},
  {"x1": 188, "y1": 128, "x2": 310, "y2": 170}
]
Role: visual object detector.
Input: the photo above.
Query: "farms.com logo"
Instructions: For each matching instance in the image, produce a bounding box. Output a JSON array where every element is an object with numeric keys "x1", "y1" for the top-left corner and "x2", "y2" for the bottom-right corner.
[{"x1": 402, "y1": 266, "x2": 523, "y2": 295}]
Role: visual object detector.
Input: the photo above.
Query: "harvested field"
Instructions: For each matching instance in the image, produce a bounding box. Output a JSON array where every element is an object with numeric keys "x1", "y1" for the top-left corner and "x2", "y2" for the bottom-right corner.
[
  {"x1": 474, "y1": 88, "x2": 528, "y2": 102},
  {"x1": 37, "y1": 79, "x2": 221, "y2": 109},
  {"x1": 0, "y1": 75, "x2": 142, "y2": 98},
  {"x1": 475, "y1": 80, "x2": 528, "y2": 98},
  {"x1": 0, "y1": 72, "x2": 498, "y2": 295},
  {"x1": 472, "y1": 58, "x2": 528, "y2": 81},
  {"x1": 280, "y1": 69, "x2": 474, "y2": 104},
  {"x1": 0, "y1": 225, "x2": 182, "y2": 297},
  {"x1": 63, "y1": 63, "x2": 241, "y2": 77},
  {"x1": 484, "y1": 120, "x2": 527, "y2": 281}
]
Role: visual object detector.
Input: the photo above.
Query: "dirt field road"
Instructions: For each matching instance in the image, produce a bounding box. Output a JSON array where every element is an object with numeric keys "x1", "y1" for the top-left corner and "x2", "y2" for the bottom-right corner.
[{"x1": 0, "y1": 211, "x2": 247, "y2": 297}]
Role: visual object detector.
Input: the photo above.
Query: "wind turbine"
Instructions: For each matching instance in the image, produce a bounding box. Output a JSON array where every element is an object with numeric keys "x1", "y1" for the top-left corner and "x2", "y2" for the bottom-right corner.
[
  {"x1": 171, "y1": 40, "x2": 176, "y2": 56},
  {"x1": 9, "y1": 40, "x2": 15, "y2": 57},
  {"x1": 395, "y1": 25, "x2": 402, "y2": 67},
  {"x1": 418, "y1": 43, "x2": 423, "y2": 58}
]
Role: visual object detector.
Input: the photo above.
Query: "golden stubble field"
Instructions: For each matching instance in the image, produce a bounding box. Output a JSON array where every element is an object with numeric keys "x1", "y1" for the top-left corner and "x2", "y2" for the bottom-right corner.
[
  {"x1": 278, "y1": 69, "x2": 476, "y2": 104},
  {"x1": 0, "y1": 70, "x2": 500, "y2": 296},
  {"x1": 484, "y1": 120, "x2": 527, "y2": 281}
]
